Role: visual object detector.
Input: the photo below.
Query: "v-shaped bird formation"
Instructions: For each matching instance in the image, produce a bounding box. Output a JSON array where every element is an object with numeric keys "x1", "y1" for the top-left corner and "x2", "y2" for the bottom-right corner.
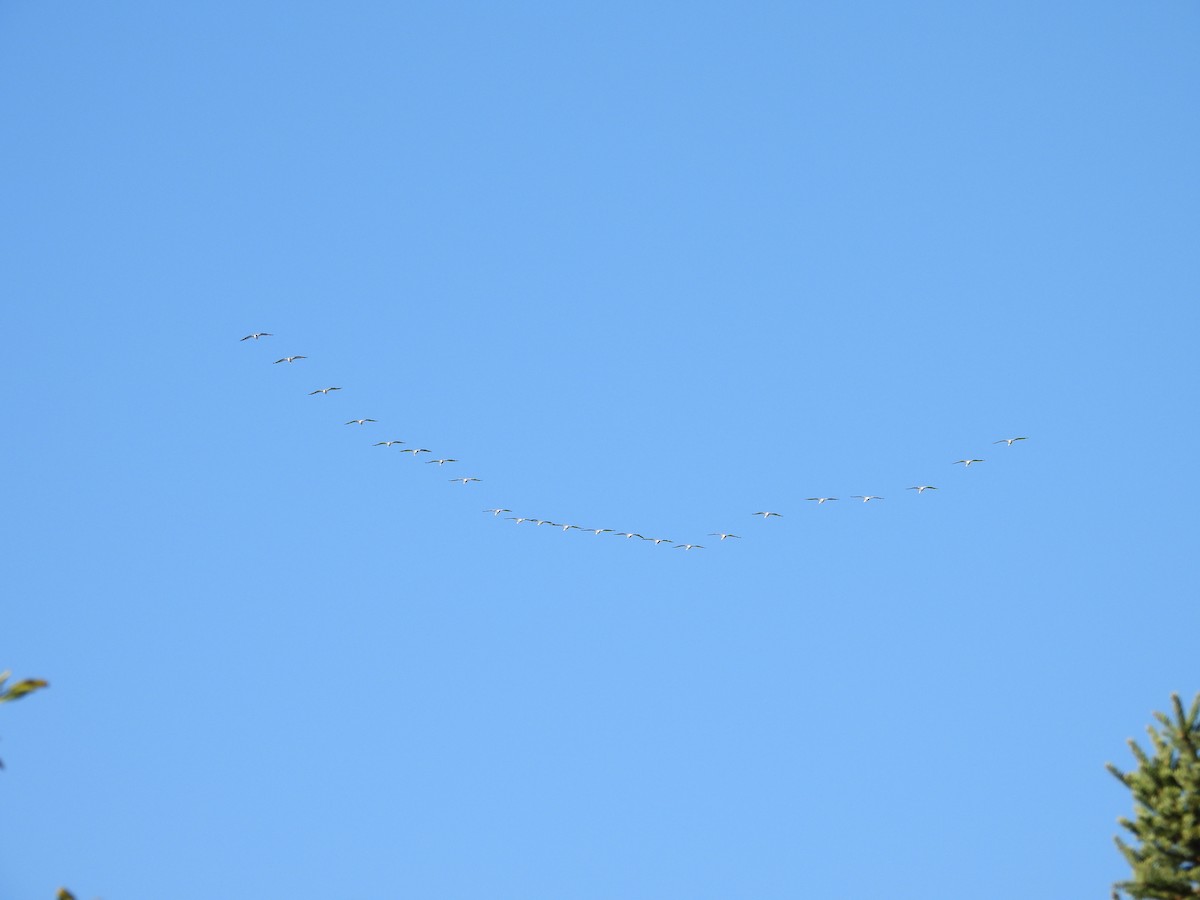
[{"x1": 242, "y1": 332, "x2": 1029, "y2": 552}]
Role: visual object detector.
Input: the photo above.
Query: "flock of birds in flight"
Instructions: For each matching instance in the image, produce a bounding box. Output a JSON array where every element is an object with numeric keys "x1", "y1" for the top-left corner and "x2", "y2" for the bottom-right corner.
[{"x1": 242, "y1": 332, "x2": 1029, "y2": 550}]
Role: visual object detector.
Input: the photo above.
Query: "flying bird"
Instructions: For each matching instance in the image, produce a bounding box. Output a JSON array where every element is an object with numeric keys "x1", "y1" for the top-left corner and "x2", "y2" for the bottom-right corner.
[
  {"x1": 484, "y1": 508, "x2": 512, "y2": 517},
  {"x1": 399, "y1": 448, "x2": 432, "y2": 456},
  {"x1": 240, "y1": 333, "x2": 272, "y2": 341},
  {"x1": 373, "y1": 440, "x2": 405, "y2": 447},
  {"x1": 308, "y1": 387, "x2": 342, "y2": 395},
  {"x1": 506, "y1": 517, "x2": 535, "y2": 524},
  {"x1": 994, "y1": 437, "x2": 1028, "y2": 446},
  {"x1": 558, "y1": 523, "x2": 582, "y2": 532},
  {"x1": 533, "y1": 519, "x2": 556, "y2": 527},
  {"x1": 648, "y1": 537, "x2": 674, "y2": 545},
  {"x1": 675, "y1": 544, "x2": 705, "y2": 551},
  {"x1": 907, "y1": 485, "x2": 938, "y2": 493},
  {"x1": 345, "y1": 419, "x2": 377, "y2": 426},
  {"x1": 850, "y1": 495, "x2": 884, "y2": 502},
  {"x1": 424, "y1": 458, "x2": 458, "y2": 465},
  {"x1": 953, "y1": 459, "x2": 984, "y2": 467},
  {"x1": 753, "y1": 511, "x2": 782, "y2": 518},
  {"x1": 273, "y1": 356, "x2": 306, "y2": 364},
  {"x1": 708, "y1": 533, "x2": 741, "y2": 540},
  {"x1": 806, "y1": 497, "x2": 837, "y2": 504},
  {"x1": 449, "y1": 477, "x2": 482, "y2": 485},
  {"x1": 583, "y1": 528, "x2": 614, "y2": 536},
  {"x1": 615, "y1": 532, "x2": 646, "y2": 540}
]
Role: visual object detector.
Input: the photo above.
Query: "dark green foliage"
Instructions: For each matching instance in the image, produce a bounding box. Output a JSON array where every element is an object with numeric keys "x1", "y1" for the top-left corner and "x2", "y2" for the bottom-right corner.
[
  {"x1": 0, "y1": 669, "x2": 50, "y2": 769},
  {"x1": 0, "y1": 671, "x2": 49, "y2": 704},
  {"x1": 1107, "y1": 693, "x2": 1200, "y2": 900}
]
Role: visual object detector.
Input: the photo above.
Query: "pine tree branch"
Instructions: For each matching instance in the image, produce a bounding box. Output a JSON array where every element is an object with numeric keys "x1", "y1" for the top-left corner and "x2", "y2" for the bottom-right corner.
[{"x1": 1111, "y1": 693, "x2": 1200, "y2": 900}]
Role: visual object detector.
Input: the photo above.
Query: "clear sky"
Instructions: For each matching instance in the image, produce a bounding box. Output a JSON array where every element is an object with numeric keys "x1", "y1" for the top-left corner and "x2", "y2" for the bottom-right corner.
[{"x1": 2, "y1": 2, "x2": 1197, "y2": 898}]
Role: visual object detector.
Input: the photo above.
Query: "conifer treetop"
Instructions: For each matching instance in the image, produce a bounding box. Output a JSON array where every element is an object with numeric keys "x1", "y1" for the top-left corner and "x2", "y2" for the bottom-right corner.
[{"x1": 1107, "y1": 692, "x2": 1200, "y2": 900}]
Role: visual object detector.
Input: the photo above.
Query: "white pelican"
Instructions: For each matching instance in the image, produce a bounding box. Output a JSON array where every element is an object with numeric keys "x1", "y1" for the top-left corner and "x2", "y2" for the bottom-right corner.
[
  {"x1": 484, "y1": 508, "x2": 512, "y2": 517},
  {"x1": 506, "y1": 517, "x2": 534, "y2": 524},
  {"x1": 850, "y1": 495, "x2": 884, "y2": 502},
  {"x1": 675, "y1": 544, "x2": 704, "y2": 551},
  {"x1": 648, "y1": 537, "x2": 674, "y2": 545},
  {"x1": 615, "y1": 532, "x2": 646, "y2": 540},
  {"x1": 708, "y1": 533, "x2": 741, "y2": 540},
  {"x1": 558, "y1": 523, "x2": 582, "y2": 532},
  {"x1": 373, "y1": 440, "x2": 405, "y2": 447},
  {"x1": 345, "y1": 419, "x2": 377, "y2": 426},
  {"x1": 450, "y1": 477, "x2": 481, "y2": 485},
  {"x1": 806, "y1": 497, "x2": 837, "y2": 504},
  {"x1": 533, "y1": 519, "x2": 556, "y2": 527},
  {"x1": 240, "y1": 333, "x2": 272, "y2": 341},
  {"x1": 583, "y1": 528, "x2": 614, "y2": 536},
  {"x1": 994, "y1": 437, "x2": 1028, "y2": 446},
  {"x1": 425, "y1": 458, "x2": 458, "y2": 465},
  {"x1": 907, "y1": 485, "x2": 937, "y2": 493},
  {"x1": 273, "y1": 356, "x2": 306, "y2": 364},
  {"x1": 953, "y1": 459, "x2": 984, "y2": 467},
  {"x1": 399, "y1": 448, "x2": 432, "y2": 456},
  {"x1": 308, "y1": 387, "x2": 342, "y2": 395},
  {"x1": 753, "y1": 511, "x2": 782, "y2": 518}
]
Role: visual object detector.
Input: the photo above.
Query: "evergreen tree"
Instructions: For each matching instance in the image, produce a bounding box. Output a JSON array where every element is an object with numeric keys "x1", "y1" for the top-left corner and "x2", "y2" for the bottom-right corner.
[{"x1": 1107, "y1": 692, "x2": 1200, "y2": 900}]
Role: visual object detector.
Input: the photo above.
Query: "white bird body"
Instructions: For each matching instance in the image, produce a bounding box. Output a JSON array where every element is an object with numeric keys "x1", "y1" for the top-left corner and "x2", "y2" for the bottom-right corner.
[
  {"x1": 273, "y1": 356, "x2": 306, "y2": 363},
  {"x1": 907, "y1": 485, "x2": 937, "y2": 493},
  {"x1": 994, "y1": 437, "x2": 1028, "y2": 446},
  {"x1": 450, "y1": 477, "x2": 481, "y2": 484},
  {"x1": 850, "y1": 495, "x2": 884, "y2": 502},
  {"x1": 806, "y1": 497, "x2": 837, "y2": 504},
  {"x1": 708, "y1": 533, "x2": 741, "y2": 540},
  {"x1": 675, "y1": 544, "x2": 704, "y2": 551},
  {"x1": 753, "y1": 511, "x2": 782, "y2": 518},
  {"x1": 425, "y1": 458, "x2": 458, "y2": 465},
  {"x1": 615, "y1": 532, "x2": 646, "y2": 540},
  {"x1": 648, "y1": 537, "x2": 674, "y2": 545},
  {"x1": 400, "y1": 448, "x2": 432, "y2": 456},
  {"x1": 484, "y1": 508, "x2": 512, "y2": 516},
  {"x1": 345, "y1": 419, "x2": 377, "y2": 426},
  {"x1": 241, "y1": 333, "x2": 272, "y2": 341},
  {"x1": 374, "y1": 440, "x2": 405, "y2": 447},
  {"x1": 308, "y1": 387, "x2": 342, "y2": 395},
  {"x1": 954, "y1": 459, "x2": 984, "y2": 467},
  {"x1": 584, "y1": 528, "x2": 614, "y2": 535}
]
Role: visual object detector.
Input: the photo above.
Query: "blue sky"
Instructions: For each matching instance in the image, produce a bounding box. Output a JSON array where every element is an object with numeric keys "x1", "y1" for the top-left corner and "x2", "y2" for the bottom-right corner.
[{"x1": 2, "y1": 2, "x2": 1197, "y2": 897}]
